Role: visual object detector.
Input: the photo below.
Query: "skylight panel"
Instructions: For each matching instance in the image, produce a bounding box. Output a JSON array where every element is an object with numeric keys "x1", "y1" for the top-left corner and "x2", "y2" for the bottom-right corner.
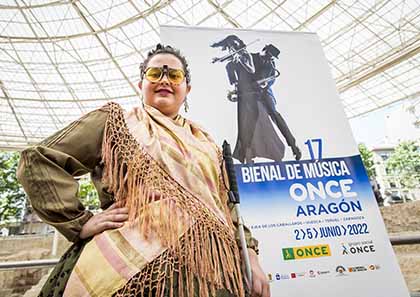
[{"x1": 0, "y1": 0, "x2": 419, "y2": 147}]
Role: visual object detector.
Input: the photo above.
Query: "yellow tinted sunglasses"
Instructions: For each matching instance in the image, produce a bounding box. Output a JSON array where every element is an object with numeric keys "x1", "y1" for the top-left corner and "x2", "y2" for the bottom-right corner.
[{"x1": 143, "y1": 65, "x2": 186, "y2": 85}]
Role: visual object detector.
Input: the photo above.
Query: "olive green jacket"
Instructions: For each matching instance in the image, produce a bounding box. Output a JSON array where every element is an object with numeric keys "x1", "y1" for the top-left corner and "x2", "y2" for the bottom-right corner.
[{"x1": 17, "y1": 105, "x2": 258, "y2": 252}]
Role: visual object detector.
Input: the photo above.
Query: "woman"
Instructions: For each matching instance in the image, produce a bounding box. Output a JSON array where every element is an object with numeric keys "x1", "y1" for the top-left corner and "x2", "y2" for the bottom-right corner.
[{"x1": 17, "y1": 44, "x2": 270, "y2": 297}]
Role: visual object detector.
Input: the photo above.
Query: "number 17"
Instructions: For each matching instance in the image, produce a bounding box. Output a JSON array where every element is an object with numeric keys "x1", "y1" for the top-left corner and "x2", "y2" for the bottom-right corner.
[{"x1": 304, "y1": 138, "x2": 323, "y2": 160}]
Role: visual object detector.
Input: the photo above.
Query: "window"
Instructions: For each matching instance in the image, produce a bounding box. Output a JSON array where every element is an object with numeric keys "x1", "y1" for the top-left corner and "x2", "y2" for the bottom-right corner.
[{"x1": 380, "y1": 154, "x2": 389, "y2": 161}]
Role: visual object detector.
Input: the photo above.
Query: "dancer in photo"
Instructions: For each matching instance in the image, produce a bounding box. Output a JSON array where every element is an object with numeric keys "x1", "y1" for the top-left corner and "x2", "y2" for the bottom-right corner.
[
  {"x1": 212, "y1": 36, "x2": 301, "y2": 163},
  {"x1": 211, "y1": 35, "x2": 260, "y2": 163}
]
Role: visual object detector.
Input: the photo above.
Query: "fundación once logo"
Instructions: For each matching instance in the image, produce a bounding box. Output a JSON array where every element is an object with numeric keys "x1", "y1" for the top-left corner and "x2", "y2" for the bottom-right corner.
[
  {"x1": 282, "y1": 244, "x2": 331, "y2": 261},
  {"x1": 341, "y1": 241, "x2": 376, "y2": 255}
]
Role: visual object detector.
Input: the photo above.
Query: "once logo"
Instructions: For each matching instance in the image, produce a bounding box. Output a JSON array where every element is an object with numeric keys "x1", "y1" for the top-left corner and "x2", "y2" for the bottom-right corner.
[
  {"x1": 343, "y1": 242, "x2": 376, "y2": 255},
  {"x1": 282, "y1": 244, "x2": 331, "y2": 261},
  {"x1": 350, "y1": 244, "x2": 375, "y2": 254}
]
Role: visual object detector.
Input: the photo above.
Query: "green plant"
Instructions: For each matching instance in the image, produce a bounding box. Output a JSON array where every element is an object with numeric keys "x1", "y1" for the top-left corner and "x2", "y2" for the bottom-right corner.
[
  {"x1": 358, "y1": 143, "x2": 376, "y2": 179},
  {"x1": 78, "y1": 178, "x2": 100, "y2": 210},
  {"x1": 0, "y1": 151, "x2": 27, "y2": 223},
  {"x1": 386, "y1": 140, "x2": 420, "y2": 189}
]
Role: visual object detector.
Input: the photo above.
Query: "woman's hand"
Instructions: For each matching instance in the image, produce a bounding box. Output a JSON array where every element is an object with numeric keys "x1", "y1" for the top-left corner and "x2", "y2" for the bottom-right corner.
[
  {"x1": 79, "y1": 204, "x2": 128, "y2": 239},
  {"x1": 248, "y1": 248, "x2": 270, "y2": 297}
]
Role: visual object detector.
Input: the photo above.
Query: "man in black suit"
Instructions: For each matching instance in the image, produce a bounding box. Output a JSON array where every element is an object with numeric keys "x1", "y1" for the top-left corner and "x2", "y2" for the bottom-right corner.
[{"x1": 252, "y1": 44, "x2": 302, "y2": 160}]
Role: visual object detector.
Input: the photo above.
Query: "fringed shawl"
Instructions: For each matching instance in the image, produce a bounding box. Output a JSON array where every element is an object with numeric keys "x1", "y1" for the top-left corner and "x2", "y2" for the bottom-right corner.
[{"x1": 63, "y1": 102, "x2": 245, "y2": 297}]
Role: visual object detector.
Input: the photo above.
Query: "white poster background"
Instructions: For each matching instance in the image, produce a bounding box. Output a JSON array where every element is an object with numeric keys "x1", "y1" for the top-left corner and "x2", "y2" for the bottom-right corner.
[
  {"x1": 162, "y1": 26, "x2": 358, "y2": 160},
  {"x1": 161, "y1": 26, "x2": 409, "y2": 297}
]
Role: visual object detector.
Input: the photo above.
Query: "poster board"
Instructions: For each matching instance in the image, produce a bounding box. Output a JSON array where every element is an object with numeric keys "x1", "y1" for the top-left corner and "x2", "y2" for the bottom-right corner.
[{"x1": 161, "y1": 26, "x2": 409, "y2": 297}]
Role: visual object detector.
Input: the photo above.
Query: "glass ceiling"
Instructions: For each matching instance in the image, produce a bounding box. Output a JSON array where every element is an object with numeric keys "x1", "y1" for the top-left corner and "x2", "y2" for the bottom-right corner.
[{"x1": 0, "y1": 0, "x2": 419, "y2": 149}]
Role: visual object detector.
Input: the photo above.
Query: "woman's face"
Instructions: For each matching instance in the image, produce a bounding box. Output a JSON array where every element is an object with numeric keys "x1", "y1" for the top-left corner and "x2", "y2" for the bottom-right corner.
[{"x1": 139, "y1": 53, "x2": 191, "y2": 118}]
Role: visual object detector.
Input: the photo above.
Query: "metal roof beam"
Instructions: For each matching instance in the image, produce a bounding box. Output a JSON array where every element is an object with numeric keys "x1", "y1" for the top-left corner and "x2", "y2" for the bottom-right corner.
[
  {"x1": 196, "y1": 0, "x2": 233, "y2": 26},
  {"x1": 16, "y1": 0, "x2": 85, "y2": 114},
  {"x1": 131, "y1": 0, "x2": 160, "y2": 38},
  {"x1": 336, "y1": 1, "x2": 395, "y2": 57},
  {"x1": 349, "y1": 90, "x2": 420, "y2": 119},
  {"x1": 127, "y1": 0, "x2": 159, "y2": 60},
  {"x1": 333, "y1": 11, "x2": 419, "y2": 70},
  {"x1": 7, "y1": 40, "x2": 62, "y2": 129},
  {"x1": 0, "y1": 1, "x2": 74, "y2": 10},
  {"x1": 0, "y1": 94, "x2": 136, "y2": 103},
  {"x1": 248, "y1": 0, "x2": 287, "y2": 28},
  {"x1": 70, "y1": 0, "x2": 140, "y2": 98},
  {"x1": 207, "y1": 0, "x2": 241, "y2": 28},
  {"x1": 0, "y1": 80, "x2": 28, "y2": 141},
  {"x1": 168, "y1": 2, "x2": 189, "y2": 25},
  {"x1": 337, "y1": 37, "x2": 420, "y2": 92},
  {"x1": 0, "y1": 0, "x2": 173, "y2": 42},
  {"x1": 66, "y1": 39, "x2": 111, "y2": 101},
  {"x1": 321, "y1": 0, "x2": 388, "y2": 46},
  {"x1": 262, "y1": 0, "x2": 295, "y2": 30},
  {"x1": 295, "y1": 0, "x2": 337, "y2": 31}
]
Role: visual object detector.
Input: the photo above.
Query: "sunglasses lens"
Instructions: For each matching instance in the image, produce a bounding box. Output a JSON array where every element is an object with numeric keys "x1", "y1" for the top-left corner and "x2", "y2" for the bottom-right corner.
[
  {"x1": 168, "y1": 69, "x2": 185, "y2": 84},
  {"x1": 145, "y1": 67, "x2": 162, "y2": 82},
  {"x1": 144, "y1": 67, "x2": 185, "y2": 84}
]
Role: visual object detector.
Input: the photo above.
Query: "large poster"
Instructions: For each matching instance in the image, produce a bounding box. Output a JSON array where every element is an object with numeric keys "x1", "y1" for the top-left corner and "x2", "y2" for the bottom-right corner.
[{"x1": 161, "y1": 26, "x2": 409, "y2": 297}]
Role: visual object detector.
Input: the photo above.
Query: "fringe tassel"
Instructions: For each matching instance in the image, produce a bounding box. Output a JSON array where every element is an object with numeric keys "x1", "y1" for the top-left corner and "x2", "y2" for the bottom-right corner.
[{"x1": 102, "y1": 103, "x2": 245, "y2": 297}]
